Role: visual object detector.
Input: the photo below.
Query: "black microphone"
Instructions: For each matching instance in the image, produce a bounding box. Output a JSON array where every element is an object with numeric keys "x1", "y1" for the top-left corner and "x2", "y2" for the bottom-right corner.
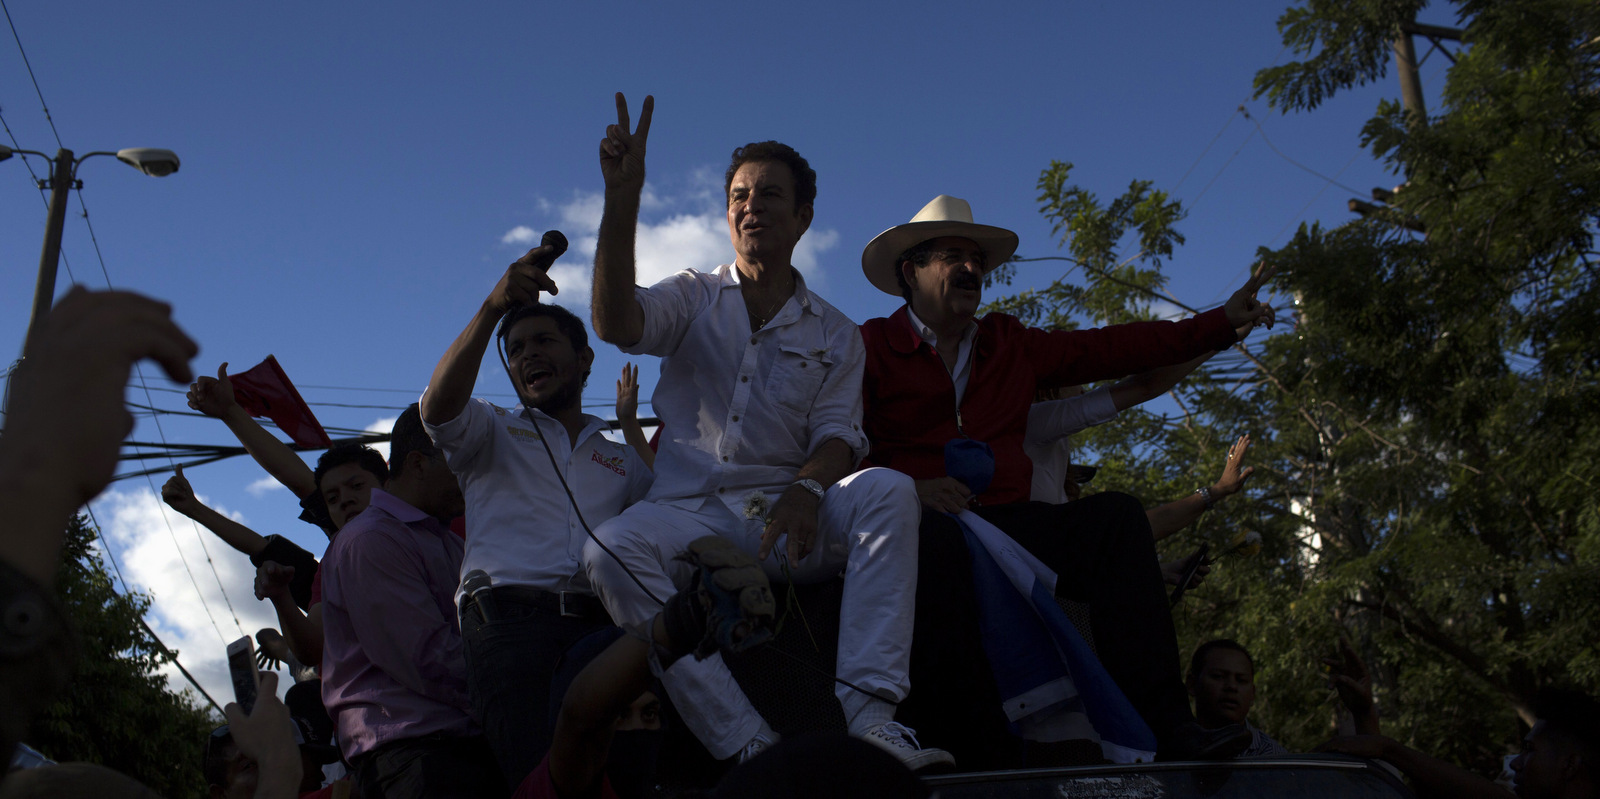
[
  {"x1": 462, "y1": 569, "x2": 496, "y2": 624},
  {"x1": 541, "y1": 229, "x2": 568, "y2": 259}
]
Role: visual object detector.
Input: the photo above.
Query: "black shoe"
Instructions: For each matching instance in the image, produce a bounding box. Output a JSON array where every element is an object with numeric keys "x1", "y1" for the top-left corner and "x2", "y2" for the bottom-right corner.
[{"x1": 1157, "y1": 722, "x2": 1252, "y2": 761}]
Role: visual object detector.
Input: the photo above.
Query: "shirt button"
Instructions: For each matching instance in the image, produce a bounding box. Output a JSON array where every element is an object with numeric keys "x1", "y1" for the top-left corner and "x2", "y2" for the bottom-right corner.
[
  {"x1": 741, "y1": 376, "x2": 749, "y2": 383},
  {"x1": 750, "y1": 337, "x2": 757, "y2": 345},
  {"x1": 722, "y1": 456, "x2": 730, "y2": 462},
  {"x1": 732, "y1": 415, "x2": 740, "y2": 422},
  {"x1": 717, "y1": 487, "x2": 725, "y2": 494},
  {"x1": 800, "y1": 362, "x2": 807, "y2": 368}
]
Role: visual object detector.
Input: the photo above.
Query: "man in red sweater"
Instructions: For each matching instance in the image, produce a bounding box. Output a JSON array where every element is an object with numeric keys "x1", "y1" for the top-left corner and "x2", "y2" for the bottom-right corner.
[{"x1": 857, "y1": 195, "x2": 1275, "y2": 763}]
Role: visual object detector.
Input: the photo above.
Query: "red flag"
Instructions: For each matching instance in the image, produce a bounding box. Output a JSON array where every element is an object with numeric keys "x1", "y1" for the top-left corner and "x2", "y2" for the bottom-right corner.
[{"x1": 230, "y1": 355, "x2": 333, "y2": 448}]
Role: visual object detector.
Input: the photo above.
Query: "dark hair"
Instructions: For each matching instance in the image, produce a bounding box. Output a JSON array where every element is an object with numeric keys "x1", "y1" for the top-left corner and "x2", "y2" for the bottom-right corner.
[
  {"x1": 724, "y1": 142, "x2": 817, "y2": 210},
  {"x1": 1187, "y1": 639, "x2": 1255, "y2": 684},
  {"x1": 312, "y1": 443, "x2": 388, "y2": 491},
  {"x1": 387, "y1": 403, "x2": 437, "y2": 481},
  {"x1": 1534, "y1": 687, "x2": 1600, "y2": 766},
  {"x1": 893, "y1": 240, "x2": 939, "y2": 302},
  {"x1": 497, "y1": 303, "x2": 592, "y2": 387}
]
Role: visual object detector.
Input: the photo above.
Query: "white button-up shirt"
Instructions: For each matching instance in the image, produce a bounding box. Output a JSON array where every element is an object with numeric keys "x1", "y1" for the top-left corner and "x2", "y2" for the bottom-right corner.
[
  {"x1": 1024, "y1": 385, "x2": 1119, "y2": 504},
  {"x1": 905, "y1": 306, "x2": 979, "y2": 405},
  {"x1": 422, "y1": 396, "x2": 653, "y2": 595},
  {"x1": 624, "y1": 265, "x2": 868, "y2": 518}
]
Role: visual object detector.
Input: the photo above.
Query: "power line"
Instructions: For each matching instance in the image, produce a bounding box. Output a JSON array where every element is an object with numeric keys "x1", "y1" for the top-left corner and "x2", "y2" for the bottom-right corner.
[
  {"x1": 0, "y1": 105, "x2": 75, "y2": 285},
  {"x1": 0, "y1": 0, "x2": 62, "y2": 148},
  {"x1": 4, "y1": 7, "x2": 248, "y2": 641},
  {"x1": 75, "y1": 185, "x2": 245, "y2": 642},
  {"x1": 1240, "y1": 106, "x2": 1369, "y2": 198}
]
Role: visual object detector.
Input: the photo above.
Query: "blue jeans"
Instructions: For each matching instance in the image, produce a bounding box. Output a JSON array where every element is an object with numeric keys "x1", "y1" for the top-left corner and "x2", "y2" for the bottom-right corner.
[{"x1": 459, "y1": 589, "x2": 610, "y2": 789}]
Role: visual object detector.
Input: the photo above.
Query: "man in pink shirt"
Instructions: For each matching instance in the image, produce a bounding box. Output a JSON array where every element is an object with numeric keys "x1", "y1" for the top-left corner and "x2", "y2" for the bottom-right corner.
[{"x1": 320, "y1": 405, "x2": 501, "y2": 799}]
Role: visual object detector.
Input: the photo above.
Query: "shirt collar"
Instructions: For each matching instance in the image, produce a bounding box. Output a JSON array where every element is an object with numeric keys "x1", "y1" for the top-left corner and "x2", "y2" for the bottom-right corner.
[
  {"x1": 718, "y1": 263, "x2": 818, "y2": 317},
  {"x1": 905, "y1": 305, "x2": 977, "y2": 349},
  {"x1": 366, "y1": 488, "x2": 432, "y2": 525},
  {"x1": 520, "y1": 404, "x2": 610, "y2": 441}
]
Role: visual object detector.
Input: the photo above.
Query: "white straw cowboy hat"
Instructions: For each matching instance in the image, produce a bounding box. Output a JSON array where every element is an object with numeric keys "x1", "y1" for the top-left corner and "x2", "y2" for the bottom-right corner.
[{"x1": 861, "y1": 195, "x2": 1020, "y2": 296}]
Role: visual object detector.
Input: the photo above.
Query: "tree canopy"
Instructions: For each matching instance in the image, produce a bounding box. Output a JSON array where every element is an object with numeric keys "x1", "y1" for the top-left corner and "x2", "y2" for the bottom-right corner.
[
  {"x1": 28, "y1": 514, "x2": 218, "y2": 797},
  {"x1": 985, "y1": 0, "x2": 1600, "y2": 776}
]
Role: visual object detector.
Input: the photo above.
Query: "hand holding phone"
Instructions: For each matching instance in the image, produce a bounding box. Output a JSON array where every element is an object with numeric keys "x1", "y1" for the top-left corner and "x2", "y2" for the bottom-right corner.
[{"x1": 226, "y1": 635, "x2": 260, "y2": 714}]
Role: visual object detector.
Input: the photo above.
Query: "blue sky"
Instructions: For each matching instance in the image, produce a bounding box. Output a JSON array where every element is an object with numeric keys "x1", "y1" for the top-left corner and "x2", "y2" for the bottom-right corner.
[{"x1": 0, "y1": 1, "x2": 1450, "y2": 710}]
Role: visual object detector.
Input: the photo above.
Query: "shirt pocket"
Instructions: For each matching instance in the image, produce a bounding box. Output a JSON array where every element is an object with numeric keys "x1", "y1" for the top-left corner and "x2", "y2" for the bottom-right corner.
[{"x1": 767, "y1": 345, "x2": 832, "y2": 416}]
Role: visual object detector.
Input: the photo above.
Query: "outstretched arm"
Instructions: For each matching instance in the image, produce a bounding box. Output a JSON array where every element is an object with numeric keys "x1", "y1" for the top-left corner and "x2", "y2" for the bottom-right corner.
[
  {"x1": 188, "y1": 363, "x2": 317, "y2": 499},
  {"x1": 592, "y1": 92, "x2": 653, "y2": 347},
  {"x1": 421, "y1": 243, "x2": 560, "y2": 426},
  {"x1": 161, "y1": 464, "x2": 269, "y2": 557},
  {"x1": 615, "y1": 363, "x2": 655, "y2": 469},
  {"x1": 1315, "y1": 735, "x2": 1512, "y2": 799},
  {"x1": 1146, "y1": 433, "x2": 1255, "y2": 541},
  {"x1": 1325, "y1": 636, "x2": 1382, "y2": 736}
]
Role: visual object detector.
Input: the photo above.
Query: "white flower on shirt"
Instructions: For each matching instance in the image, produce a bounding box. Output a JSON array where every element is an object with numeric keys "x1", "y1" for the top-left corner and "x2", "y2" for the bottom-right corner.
[{"x1": 742, "y1": 491, "x2": 772, "y2": 522}]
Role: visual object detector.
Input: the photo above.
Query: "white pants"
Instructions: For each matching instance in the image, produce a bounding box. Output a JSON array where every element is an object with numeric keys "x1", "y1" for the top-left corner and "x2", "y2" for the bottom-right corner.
[{"x1": 583, "y1": 467, "x2": 920, "y2": 759}]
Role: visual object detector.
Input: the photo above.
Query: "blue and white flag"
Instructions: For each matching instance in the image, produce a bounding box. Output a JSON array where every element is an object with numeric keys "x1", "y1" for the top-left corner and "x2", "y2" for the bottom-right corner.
[{"x1": 954, "y1": 510, "x2": 1158, "y2": 763}]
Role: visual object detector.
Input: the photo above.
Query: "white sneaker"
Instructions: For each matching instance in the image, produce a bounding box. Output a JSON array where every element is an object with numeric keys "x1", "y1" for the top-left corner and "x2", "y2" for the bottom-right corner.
[
  {"x1": 737, "y1": 731, "x2": 777, "y2": 764},
  {"x1": 856, "y1": 721, "x2": 955, "y2": 771}
]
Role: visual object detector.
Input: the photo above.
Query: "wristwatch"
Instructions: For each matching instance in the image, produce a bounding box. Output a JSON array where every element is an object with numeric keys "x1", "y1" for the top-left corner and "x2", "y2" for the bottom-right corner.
[{"x1": 792, "y1": 479, "x2": 826, "y2": 500}]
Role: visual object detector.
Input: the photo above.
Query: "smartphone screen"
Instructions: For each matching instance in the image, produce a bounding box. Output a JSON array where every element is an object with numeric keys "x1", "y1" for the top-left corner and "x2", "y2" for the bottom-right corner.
[{"x1": 226, "y1": 635, "x2": 258, "y2": 714}]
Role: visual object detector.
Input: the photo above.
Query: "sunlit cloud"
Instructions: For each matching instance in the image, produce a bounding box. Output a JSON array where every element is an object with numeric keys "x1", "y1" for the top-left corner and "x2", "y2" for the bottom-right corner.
[
  {"x1": 245, "y1": 477, "x2": 285, "y2": 497},
  {"x1": 90, "y1": 488, "x2": 284, "y2": 711}
]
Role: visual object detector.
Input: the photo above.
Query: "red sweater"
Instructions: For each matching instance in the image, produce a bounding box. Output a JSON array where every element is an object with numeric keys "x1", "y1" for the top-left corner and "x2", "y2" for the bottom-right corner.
[{"x1": 860, "y1": 306, "x2": 1235, "y2": 505}]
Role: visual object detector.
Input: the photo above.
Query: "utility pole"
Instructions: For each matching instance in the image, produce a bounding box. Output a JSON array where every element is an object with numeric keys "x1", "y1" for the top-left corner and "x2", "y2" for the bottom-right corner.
[
  {"x1": 1392, "y1": 32, "x2": 1427, "y2": 121},
  {"x1": 29, "y1": 149, "x2": 76, "y2": 351}
]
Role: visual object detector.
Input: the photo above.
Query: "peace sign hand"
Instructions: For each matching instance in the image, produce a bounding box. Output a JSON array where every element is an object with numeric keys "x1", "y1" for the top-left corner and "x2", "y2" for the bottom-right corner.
[
  {"x1": 599, "y1": 92, "x2": 654, "y2": 193},
  {"x1": 1224, "y1": 262, "x2": 1278, "y2": 332}
]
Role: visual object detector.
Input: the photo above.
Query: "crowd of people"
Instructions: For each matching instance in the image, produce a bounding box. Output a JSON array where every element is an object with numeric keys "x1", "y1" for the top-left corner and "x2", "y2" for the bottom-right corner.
[{"x1": 1, "y1": 91, "x2": 1596, "y2": 799}]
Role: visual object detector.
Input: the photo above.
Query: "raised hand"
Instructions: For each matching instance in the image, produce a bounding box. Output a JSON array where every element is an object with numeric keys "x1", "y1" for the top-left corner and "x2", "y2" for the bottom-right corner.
[
  {"x1": 599, "y1": 92, "x2": 654, "y2": 193},
  {"x1": 6, "y1": 287, "x2": 197, "y2": 510},
  {"x1": 615, "y1": 363, "x2": 640, "y2": 422},
  {"x1": 488, "y1": 247, "x2": 561, "y2": 313},
  {"x1": 1325, "y1": 635, "x2": 1380, "y2": 733},
  {"x1": 255, "y1": 628, "x2": 289, "y2": 671},
  {"x1": 1213, "y1": 433, "x2": 1257, "y2": 498},
  {"x1": 187, "y1": 362, "x2": 240, "y2": 419},
  {"x1": 160, "y1": 464, "x2": 202, "y2": 517},
  {"x1": 1224, "y1": 262, "x2": 1277, "y2": 332},
  {"x1": 254, "y1": 561, "x2": 295, "y2": 602},
  {"x1": 223, "y1": 671, "x2": 304, "y2": 796}
]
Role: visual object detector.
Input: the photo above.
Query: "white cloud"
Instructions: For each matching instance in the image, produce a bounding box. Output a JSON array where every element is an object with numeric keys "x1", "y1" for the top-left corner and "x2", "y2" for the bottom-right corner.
[
  {"x1": 365, "y1": 416, "x2": 398, "y2": 462},
  {"x1": 501, "y1": 225, "x2": 537, "y2": 246},
  {"x1": 90, "y1": 488, "x2": 285, "y2": 711},
  {"x1": 245, "y1": 476, "x2": 285, "y2": 497},
  {"x1": 1148, "y1": 299, "x2": 1190, "y2": 321},
  {"x1": 502, "y1": 175, "x2": 839, "y2": 315}
]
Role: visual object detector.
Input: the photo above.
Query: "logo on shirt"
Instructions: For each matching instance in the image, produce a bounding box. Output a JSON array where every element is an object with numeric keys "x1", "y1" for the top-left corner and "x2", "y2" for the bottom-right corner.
[
  {"x1": 507, "y1": 425, "x2": 542, "y2": 442},
  {"x1": 591, "y1": 451, "x2": 627, "y2": 476}
]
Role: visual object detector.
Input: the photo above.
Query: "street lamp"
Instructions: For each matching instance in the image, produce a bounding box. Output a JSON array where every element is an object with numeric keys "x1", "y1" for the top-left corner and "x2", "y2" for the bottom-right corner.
[{"x1": 0, "y1": 144, "x2": 181, "y2": 348}]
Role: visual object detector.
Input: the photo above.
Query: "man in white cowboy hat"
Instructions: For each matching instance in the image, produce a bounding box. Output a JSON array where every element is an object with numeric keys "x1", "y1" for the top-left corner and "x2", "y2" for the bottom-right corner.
[
  {"x1": 581, "y1": 93, "x2": 949, "y2": 772},
  {"x1": 856, "y1": 194, "x2": 1277, "y2": 763}
]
